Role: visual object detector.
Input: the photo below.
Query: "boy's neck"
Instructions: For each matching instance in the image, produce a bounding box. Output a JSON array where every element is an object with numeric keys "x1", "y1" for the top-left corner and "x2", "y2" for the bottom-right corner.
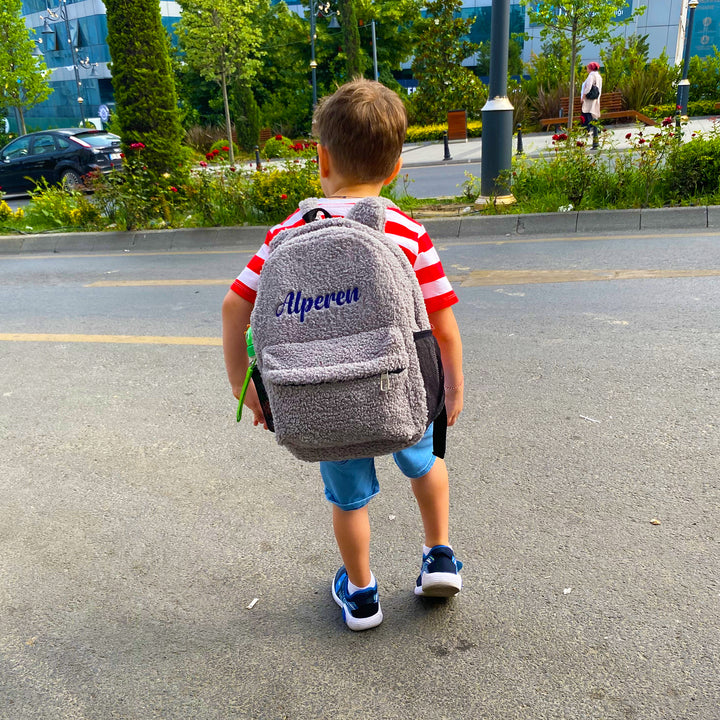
[{"x1": 323, "y1": 181, "x2": 385, "y2": 199}]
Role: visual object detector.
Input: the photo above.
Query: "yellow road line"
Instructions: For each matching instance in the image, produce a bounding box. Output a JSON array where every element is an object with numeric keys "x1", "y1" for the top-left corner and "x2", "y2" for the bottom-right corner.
[
  {"x1": 457, "y1": 268, "x2": 720, "y2": 286},
  {"x1": 86, "y1": 279, "x2": 229, "y2": 287},
  {"x1": 0, "y1": 333, "x2": 221, "y2": 346},
  {"x1": 87, "y1": 267, "x2": 720, "y2": 288},
  {"x1": 0, "y1": 249, "x2": 255, "y2": 261}
]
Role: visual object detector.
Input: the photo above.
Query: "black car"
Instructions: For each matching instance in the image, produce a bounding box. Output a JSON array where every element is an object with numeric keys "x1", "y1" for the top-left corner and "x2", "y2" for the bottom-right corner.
[{"x1": 0, "y1": 128, "x2": 123, "y2": 195}]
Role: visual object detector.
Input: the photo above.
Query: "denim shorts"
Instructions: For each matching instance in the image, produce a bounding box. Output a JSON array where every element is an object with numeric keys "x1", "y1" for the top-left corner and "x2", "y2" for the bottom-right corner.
[{"x1": 319, "y1": 424, "x2": 436, "y2": 511}]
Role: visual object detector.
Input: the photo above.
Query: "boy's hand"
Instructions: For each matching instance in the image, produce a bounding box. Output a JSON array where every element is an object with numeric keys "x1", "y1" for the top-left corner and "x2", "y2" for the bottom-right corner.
[
  {"x1": 445, "y1": 387, "x2": 463, "y2": 426},
  {"x1": 233, "y1": 381, "x2": 268, "y2": 430}
]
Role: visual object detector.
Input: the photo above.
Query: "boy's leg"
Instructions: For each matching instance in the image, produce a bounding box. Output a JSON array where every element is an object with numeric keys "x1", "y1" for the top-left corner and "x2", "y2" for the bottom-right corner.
[
  {"x1": 394, "y1": 427, "x2": 463, "y2": 597},
  {"x1": 411, "y1": 457, "x2": 450, "y2": 549},
  {"x1": 332, "y1": 504, "x2": 372, "y2": 588},
  {"x1": 321, "y1": 458, "x2": 383, "y2": 630}
]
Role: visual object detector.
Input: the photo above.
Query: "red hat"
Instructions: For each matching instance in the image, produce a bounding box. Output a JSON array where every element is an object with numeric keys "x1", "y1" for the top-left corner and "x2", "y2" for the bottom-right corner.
[{"x1": 587, "y1": 62, "x2": 600, "y2": 72}]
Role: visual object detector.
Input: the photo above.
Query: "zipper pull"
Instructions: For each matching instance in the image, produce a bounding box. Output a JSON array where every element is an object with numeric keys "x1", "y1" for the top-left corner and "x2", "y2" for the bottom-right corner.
[{"x1": 380, "y1": 371, "x2": 390, "y2": 391}]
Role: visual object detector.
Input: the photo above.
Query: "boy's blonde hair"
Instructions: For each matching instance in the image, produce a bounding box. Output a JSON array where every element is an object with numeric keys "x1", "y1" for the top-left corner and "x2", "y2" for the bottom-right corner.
[{"x1": 312, "y1": 79, "x2": 407, "y2": 183}]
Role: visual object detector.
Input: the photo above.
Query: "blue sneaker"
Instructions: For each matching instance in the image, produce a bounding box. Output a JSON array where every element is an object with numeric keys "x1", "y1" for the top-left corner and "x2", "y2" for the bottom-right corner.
[
  {"x1": 414, "y1": 545, "x2": 463, "y2": 597},
  {"x1": 331, "y1": 567, "x2": 383, "y2": 631}
]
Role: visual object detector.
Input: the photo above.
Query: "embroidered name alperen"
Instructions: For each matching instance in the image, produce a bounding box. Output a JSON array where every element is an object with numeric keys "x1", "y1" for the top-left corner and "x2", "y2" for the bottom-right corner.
[{"x1": 275, "y1": 287, "x2": 360, "y2": 322}]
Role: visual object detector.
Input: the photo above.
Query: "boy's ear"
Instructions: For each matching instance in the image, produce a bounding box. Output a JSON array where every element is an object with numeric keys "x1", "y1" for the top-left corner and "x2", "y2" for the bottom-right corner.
[
  {"x1": 382, "y1": 157, "x2": 403, "y2": 186},
  {"x1": 317, "y1": 144, "x2": 332, "y2": 179}
]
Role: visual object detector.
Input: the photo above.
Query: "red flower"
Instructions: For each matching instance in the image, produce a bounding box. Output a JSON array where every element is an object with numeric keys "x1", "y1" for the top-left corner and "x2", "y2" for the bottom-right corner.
[
  {"x1": 275, "y1": 134, "x2": 283, "y2": 140},
  {"x1": 662, "y1": 117, "x2": 673, "y2": 127},
  {"x1": 222, "y1": 146, "x2": 229, "y2": 152},
  {"x1": 552, "y1": 134, "x2": 559, "y2": 141},
  {"x1": 558, "y1": 133, "x2": 567, "y2": 141},
  {"x1": 280, "y1": 193, "x2": 288, "y2": 199},
  {"x1": 229, "y1": 166, "x2": 236, "y2": 172},
  {"x1": 638, "y1": 138, "x2": 646, "y2": 144},
  {"x1": 625, "y1": 133, "x2": 632, "y2": 139},
  {"x1": 120, "y1": 152, "x2": 125, "y2": 159},
  {"x1": 129, "y1": 142, "x2": 145, "y2": 150},
  {"x1": 576, "y1": 141, "x2": 585, "y2": 147},
  {"x1": 170, "y1": 186, "x2": 178, "y2": 192},
  {"x1": 205, "y1": 152, "x2": 213, "y2": 160},
  {"x1": 199, "y1": 160, "x2": 208, "y2": 167}
]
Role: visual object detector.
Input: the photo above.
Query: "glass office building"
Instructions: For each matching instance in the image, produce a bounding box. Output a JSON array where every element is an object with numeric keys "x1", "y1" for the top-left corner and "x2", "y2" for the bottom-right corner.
[
  {"x1": 14, "y1": 1, "x2": 720, "y2": 131},
  {"x1": 17, "y1": 0, "x2": 180, "y2": 131}
]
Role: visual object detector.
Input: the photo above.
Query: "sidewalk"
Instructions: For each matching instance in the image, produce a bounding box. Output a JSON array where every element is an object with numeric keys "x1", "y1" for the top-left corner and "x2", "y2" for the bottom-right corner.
[{"x1": 400, "y1": 116, "x2": 719, "y2": 168}]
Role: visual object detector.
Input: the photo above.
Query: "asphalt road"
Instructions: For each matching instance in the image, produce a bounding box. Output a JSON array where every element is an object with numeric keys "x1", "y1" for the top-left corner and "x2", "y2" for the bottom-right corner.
[
  {"x1": 401, "y1": 162, "x2": 479, "y2": 198},
  {"x1": 1, "y1": 227, "x2": 719, "y2": 719}
]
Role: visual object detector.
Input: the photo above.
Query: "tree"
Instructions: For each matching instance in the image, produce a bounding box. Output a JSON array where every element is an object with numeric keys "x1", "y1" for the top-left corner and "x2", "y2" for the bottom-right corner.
[
  {"x1": 520, "y1": 0, "x2": 645, "y2": 127},
  {"x1": 476, "y1": 34, "x2": 525, "y2": 78},
  {"x1": 105, "y1": 0, "x2": 185, "y2": 175},
  {"x1": 175, "y1": 0, "x2": 265, "y2": 164},
  {"x1": 337, "y1": 0, "x2": 363, "y2": 78},
  {"x1": 0, "y1": 0, "x2": 51, "y2": 135},
  {"x1": 353, "y1": 0, "x2": 421, "y2": 80},
  {"x1": 410, "y1": 0, "x2": 483, "y2": 124},
  {"x1": 253, "y1": 2, "x2": 311, "y2": 136}
]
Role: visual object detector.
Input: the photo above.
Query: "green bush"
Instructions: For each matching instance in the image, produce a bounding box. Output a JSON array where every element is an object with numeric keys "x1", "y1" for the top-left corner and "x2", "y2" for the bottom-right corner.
[
  {"x1": 507, "y1": 122, "x2": 681, "y2": 212},
  {"x1": 262, "y1": 135, "x2": 294, "y2": 159},
  {"x1": 641, "y1": 100, "x2": 720, "y2": 119},
  {"x1": 183, "y1": 166, "x2": 249, "y2": 227},
  {"x1": 206, "y1": 139, "x2": 240, "y2": 163},
  {"x1": 665, "y1": 129, "x2": 720, "y2": 200},
  {"x1": 24, "y1": 179, "x2": 103, "y2": 230},
  {"x1": 89, "y1": 145, "x2": 186, "y2": 231},
  {"x1": 0, "y1": 200, "x2": 24, "y2": 224},
  {"x1": 246, "y1": 158, "x2": 321, "y2": 223},
  {"x1": 688, "y1": 49, "x2": 720, "y2": 101},
  {"x1": 615, "y1": 51, "x2": 679, "y2": 110}
]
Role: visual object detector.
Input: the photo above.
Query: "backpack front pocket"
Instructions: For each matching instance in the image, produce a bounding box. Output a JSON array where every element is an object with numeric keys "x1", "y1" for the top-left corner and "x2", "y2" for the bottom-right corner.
[{"x1": 260, "y1": 327, "x2": 423, "y2": 459}]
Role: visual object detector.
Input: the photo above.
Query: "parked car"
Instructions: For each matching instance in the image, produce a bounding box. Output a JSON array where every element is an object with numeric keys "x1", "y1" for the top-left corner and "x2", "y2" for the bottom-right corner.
[{"x1": 0, "y1": 128, "x2": 123, "y2": 195}]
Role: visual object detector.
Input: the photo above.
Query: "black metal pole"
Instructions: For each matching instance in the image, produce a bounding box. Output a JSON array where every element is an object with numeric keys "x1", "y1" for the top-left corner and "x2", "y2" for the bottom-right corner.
[
  {"x1": 310, "y1": 0, "x2": 318, "y2": 108},
  {"x1": 480, "y1": 0, "x2": 513, "y2": 198},
  {"x1": 371, "y1": 19, "x2": 379, "y2": 82},
  {"x1": 516, "y1": 123, "x2": 523, "y2": 155},
  {"x1": 676, "y1": 0, "x2": 698, "y2": 115},
  {"x1": 443, "y1": 131, "x2": 452, "y2": 161},
  {"x1": 255, "y1": 146, "x2": 262, "y2": 171}
]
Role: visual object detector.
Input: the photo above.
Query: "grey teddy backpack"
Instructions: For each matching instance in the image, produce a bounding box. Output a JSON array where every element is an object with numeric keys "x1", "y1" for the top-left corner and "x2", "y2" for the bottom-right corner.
[{"x1": 249, "y1": 196, "x2": 446, "y2": 462}]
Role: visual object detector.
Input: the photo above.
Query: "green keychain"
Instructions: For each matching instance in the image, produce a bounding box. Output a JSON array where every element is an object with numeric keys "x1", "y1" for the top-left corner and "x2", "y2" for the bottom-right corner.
[{"x1": 236, "y1": 325, "x2": 256, "y2": 422}]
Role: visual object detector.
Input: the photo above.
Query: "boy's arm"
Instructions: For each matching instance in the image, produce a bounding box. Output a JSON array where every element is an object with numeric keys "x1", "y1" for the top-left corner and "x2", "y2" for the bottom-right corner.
[
  {"x1": 428, "y1": 306, "x2": 464, "y2": 427},
  {"x1": 221, "y1": 290, "x2": 267, "y2": 429}
]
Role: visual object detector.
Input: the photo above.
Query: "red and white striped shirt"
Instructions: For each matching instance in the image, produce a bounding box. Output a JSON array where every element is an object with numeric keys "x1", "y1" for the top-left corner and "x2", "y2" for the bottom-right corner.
[{"x1": 231, "y1": 198, "x2": 458, "y2": 315}]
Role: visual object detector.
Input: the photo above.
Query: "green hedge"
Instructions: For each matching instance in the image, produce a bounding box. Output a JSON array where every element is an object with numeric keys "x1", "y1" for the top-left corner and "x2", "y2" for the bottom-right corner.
[
  {"x1": 640, "y1": 99, "x2": 720, "y2": 119},
  {"x1": 406, "y1": 120, "x2": 482, "y2": 143}
]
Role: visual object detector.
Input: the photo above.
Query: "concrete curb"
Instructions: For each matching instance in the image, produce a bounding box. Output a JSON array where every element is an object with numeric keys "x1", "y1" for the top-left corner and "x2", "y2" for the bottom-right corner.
[{"x1": 2, "y1": 206, "x2": 718, "y2": 255}]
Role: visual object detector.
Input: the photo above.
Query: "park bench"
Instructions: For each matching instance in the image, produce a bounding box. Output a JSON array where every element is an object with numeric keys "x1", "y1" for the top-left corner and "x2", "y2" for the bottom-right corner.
[{"x1": 540, "y1": 91, "x2": 656, "y2": 130}]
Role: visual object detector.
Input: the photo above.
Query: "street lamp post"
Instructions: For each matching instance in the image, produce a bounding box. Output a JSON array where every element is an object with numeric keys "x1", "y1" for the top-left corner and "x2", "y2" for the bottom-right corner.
[
  {"x1": 479, "y1": 0, "x2": 514, "y2": 202},
  {"x1": 309, "y1": 1, "x2": 339, "y2": 109},
  {"x1": 676, "y1": 0, "x2": 699, "y2": 115},
  {"x1": 41, "y1": 0, "x2": 95, "y2": 125}
]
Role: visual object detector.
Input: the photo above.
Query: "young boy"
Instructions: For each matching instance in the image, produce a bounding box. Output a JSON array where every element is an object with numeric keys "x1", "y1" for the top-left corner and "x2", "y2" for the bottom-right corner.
[{"x1": 222, "y1": 79, "x2": 464, "y2": 631}]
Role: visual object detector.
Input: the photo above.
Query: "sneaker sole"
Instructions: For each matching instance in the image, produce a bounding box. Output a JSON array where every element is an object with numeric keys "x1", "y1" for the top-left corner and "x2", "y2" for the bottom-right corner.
[
  {"x1": 414, "y1": 571, "x2": 463, "y2": 597},
  {"x1": 331, "y1": 585, "x2": 383, "y2": 631}
]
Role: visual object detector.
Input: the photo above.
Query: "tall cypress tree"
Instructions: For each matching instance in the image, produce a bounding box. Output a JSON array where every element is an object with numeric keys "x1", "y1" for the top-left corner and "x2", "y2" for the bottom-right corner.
[
  {"x1": 105, "y1": 0, "x2": 185, "y2": 174},
  {"x1": 337, "y1": 0, "x2": 362, "y2": 79}
]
